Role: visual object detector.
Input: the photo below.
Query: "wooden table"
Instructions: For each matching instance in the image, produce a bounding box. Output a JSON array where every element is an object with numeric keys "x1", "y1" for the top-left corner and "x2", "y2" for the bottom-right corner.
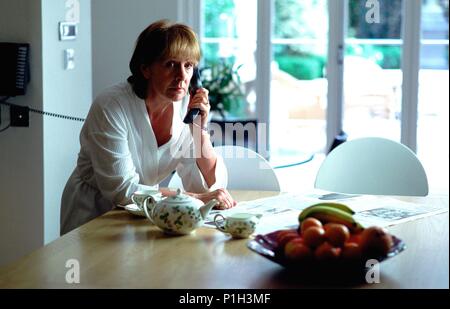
[{"x1": 0, "y1": 191, "x2": 448, "y2": 289}]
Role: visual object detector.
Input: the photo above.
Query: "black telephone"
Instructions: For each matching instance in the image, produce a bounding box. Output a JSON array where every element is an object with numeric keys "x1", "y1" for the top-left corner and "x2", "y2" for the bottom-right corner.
[
  {"x1": 0, "y1": 42, "x2": 30, "y2": 96},
  {"x1": 183, "y1": 67, "x2": 203, "y2": 124}
]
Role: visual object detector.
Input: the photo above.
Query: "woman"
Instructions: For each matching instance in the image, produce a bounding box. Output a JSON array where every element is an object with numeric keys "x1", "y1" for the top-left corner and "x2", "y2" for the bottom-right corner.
[{"x1": 60, "y1": 20, "x2": 236, "y2": 235}]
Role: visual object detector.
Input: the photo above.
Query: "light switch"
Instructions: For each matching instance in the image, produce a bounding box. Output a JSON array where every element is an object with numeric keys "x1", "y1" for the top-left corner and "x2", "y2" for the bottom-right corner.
[
  {"x1": 64, "y1": 49, "x2": 75, "y2": 70},
  {"x1": 59, "y1": 22, "x2": 77, "y2": 41}
]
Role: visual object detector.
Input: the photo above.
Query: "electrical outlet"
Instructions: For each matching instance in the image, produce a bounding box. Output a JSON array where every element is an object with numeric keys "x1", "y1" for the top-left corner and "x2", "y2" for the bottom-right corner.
[{"x1": 10, "y1": 105, "x2": 29, "y2": 127}]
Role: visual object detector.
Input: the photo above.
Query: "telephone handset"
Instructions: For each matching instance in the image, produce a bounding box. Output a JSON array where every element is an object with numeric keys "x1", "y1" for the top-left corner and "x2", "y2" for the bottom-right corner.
[{"x1": 183, "y1": 67, "x2": 203, "y2": 124}]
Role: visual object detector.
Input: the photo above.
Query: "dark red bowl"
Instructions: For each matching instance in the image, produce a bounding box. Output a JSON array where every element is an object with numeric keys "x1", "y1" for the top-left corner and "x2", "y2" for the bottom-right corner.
[{"x1": 247, "y1": 229, "x2": 406, "y2": 279}]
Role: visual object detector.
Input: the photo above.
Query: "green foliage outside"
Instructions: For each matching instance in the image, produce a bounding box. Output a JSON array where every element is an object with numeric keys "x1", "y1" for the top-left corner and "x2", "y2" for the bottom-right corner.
[
  {"x1": 203, "y1": 0, "x2": 236, "y2": 38},
  {"x1": 202, "y1": 43, "x2": 220, "y2": 67},
  {"x1": 203, "y1": 0, "x2": 448, "y2": 77},
  {"x1": 202, "y1": 0, "x2": 450, "y2": 96},
  {"x1": 273, "y1": 0, "x2": 328, "y2": 80},
  {"x1": 348, "y1": 0, "x2": 402, "y2": 39},
  {"x1": 200, "y1": 58, "x2": 246, "y2": 117},
  {"x1": 274, "y1": 53, "x2": 326, "y2": 80},
  {"x1": 346, "y1": 44, "x2": 402, "y2": 69},
  {"x1": 347, "y1": 0, "x2": 402, "y2": 69},
  {"x1": 274, "y1": 0, "x2": 326, "y2": 42},
  {"x1": 202, "y1": 0, "x2": 246, "y2": 116}
]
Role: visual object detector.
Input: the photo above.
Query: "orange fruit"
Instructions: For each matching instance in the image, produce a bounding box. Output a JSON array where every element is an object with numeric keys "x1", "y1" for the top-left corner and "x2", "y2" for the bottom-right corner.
[
  {"x1": 348, "y1": 233, "x2": 362, "y2": 245},
  {"x1": 315, "y1": 242, "x2": 341, "y2": 261},
  {"x1": 341, "y1": 242, "x2": 363, "y2": 260},
  {"x1": 324, "y1": 223, "x2": 350, "y2": 247},
  {"x1": 284, "y1": 239, "x2": 312, "y2": 261},
  {"x1": 360, "y1": 226, "x2": 394, "y2": 257},
  {"x1": 300, "y1": 217, "x2": 323, "y2": 235},
  {"x1": 302, "y1": 226, "x2": 326, "y2": 248}
]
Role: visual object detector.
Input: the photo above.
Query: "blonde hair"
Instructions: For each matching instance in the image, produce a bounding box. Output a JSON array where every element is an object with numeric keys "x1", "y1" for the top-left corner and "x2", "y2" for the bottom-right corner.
[{"x1": 128, "y1": 20, "x2": 201, "y2": 99}]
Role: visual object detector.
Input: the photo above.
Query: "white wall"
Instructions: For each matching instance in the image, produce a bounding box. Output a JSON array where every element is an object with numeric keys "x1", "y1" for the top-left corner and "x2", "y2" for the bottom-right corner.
[
  {"x1": 0, "y1": 0, "x2": 182, "y2": 267},
  {"x1": 91, "y1": 0, "x2": 179, "y2": 97},
  {"x1": 41, "y1": 0, "x2": 92, "y2": 244},
  {"x1": 0, "y1": 0, "x2": 92, "y2": 266},
  {"x1": 0, "y1": 0, "x2": 45, "y2": 267}
]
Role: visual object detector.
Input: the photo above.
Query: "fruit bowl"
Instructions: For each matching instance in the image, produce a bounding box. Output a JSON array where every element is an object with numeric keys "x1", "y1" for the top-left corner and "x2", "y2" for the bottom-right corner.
[{"x1": 247, "y1": 229, "x2": 406, "y2": 278}]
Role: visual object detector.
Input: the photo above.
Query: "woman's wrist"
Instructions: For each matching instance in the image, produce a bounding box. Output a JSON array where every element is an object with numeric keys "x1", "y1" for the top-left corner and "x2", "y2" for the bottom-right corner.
[
  {"x1": 185, "y1": 191, "x2": 197, "y2": 198},
  {"x1": 186, "y1": 191, "x2": 206, "y2": 202},
  {"x1": 192, "y1": 122, "x2": 209, "y2": 133}
]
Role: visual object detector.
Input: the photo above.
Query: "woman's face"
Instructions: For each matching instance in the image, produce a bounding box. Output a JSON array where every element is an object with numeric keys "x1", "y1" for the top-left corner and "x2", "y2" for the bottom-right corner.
[{"x1": 142, "y1": 58, "x2": 196, "y2": 102}]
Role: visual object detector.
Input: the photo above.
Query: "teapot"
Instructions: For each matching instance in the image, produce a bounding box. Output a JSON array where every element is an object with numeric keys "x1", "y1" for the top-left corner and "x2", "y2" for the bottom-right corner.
[{"x1": 142, "y1": 189, "x2": 218, "y2": 235}]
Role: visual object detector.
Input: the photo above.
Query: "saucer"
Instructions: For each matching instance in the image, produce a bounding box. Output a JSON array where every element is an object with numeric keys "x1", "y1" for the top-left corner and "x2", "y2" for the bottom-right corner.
[{"x1": 124, "y1": 203, "x2": 146, "y2": 217}]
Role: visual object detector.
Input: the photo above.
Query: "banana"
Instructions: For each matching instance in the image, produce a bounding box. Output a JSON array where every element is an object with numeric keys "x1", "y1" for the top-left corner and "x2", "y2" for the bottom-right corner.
[
  {"x1": 298, "y1": 202, "x2": 354, "y2": 223},
  {"x1": 298, "y1": 205, "x2": 364, "y2": 232}
]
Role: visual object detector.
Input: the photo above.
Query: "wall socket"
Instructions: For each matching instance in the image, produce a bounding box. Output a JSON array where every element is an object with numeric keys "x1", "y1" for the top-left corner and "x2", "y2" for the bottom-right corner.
[{"x1": 10, "y1": 105, "x2": 29, "y2": 127}]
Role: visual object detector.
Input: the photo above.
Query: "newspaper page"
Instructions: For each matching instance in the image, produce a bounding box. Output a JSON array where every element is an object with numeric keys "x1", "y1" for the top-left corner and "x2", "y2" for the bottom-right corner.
[{"x1": 204, "y1": 192, "x2": 449, "y2": 234}]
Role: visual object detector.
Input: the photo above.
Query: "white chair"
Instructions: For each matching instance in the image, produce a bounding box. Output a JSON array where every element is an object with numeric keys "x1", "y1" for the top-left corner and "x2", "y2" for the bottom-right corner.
[
  {"x1": 314, "y1": 137, "x2": 429, "y2": 196},
  {"x1": 169, "y1": 145, "x2": 281, "y2": 191}
]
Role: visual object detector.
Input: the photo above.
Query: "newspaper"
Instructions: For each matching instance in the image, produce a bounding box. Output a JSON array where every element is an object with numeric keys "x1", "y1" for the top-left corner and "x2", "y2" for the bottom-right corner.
[{"x1": 204, "y1": 192, "x2": 449, "y2": 234}]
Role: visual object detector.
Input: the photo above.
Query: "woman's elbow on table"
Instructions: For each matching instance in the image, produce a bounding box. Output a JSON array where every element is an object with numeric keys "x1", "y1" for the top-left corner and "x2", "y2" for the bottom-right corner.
[{"x1": 98, "y1": 182, "x2": 136, "y2": 206}]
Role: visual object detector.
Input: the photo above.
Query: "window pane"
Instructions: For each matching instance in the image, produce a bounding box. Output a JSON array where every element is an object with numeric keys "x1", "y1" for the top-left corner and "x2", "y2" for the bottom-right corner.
[
  {"x1": 271, "y1": 0, "x2": 329, "y2": 155},
  {"x1": 348, "y1": 0, "x2": 402, "y2": 39},
  {"x1": 203, "y1": 0, "x2": 239, "y2": 38},
  {"x1": 417, "y1": 0, "x2": 449, "y2": 192},
  {"x1": 202, "y1": 0, "x2": 257, "y2": 118},
  {"x1": 343, "y1": 0, "x2": 403, "y2": 142}
]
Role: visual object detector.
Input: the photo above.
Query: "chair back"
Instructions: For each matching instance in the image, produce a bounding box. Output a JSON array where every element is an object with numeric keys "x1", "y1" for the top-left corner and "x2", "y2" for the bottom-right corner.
[
  {"x1": 314, "y1": 137, "x2": 429, "y2": 196},
  {"x1": 169, "y1": 145, "x2": 280, "y2": 191}
]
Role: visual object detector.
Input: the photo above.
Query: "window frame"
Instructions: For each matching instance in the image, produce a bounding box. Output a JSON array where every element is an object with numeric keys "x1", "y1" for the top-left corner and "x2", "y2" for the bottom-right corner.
[{"x1": 192, "y1": 0, "x2": 433, "y2": 153}]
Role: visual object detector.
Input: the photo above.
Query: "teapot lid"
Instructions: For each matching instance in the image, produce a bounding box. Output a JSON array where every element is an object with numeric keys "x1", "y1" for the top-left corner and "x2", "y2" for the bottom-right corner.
[{"x1": 163, "y1": 189, "x2": 200, "y2": 206}]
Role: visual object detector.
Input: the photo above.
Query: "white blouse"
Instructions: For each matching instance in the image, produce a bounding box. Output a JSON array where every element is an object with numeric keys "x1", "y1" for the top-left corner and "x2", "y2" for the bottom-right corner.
[{"x1": 60, "y1": 82, "x2": 227, "y2": 234}]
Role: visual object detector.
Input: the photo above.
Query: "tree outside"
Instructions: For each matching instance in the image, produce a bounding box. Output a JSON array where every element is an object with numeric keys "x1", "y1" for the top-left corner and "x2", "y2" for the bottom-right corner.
[{"x1": 274, "y1": 0, "x2": 328, "y2": 80}]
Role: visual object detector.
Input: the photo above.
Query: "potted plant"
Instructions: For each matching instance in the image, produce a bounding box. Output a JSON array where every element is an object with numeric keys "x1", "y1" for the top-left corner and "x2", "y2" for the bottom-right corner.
[{"x1": 200, "y1": 59, "x2": 246, "y2": 119}]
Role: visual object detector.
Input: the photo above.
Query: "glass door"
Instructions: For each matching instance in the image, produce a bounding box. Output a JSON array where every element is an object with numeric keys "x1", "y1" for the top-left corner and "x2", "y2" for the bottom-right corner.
[
  {"x1": 270, "y1": 0, "x2": 329, "y2": 156},
  {"x1": 201, "y1": 0, "x2": 259, "y2": 151},
  {"x1": 343, "y1": 0, "x2": 404, "y2": 142},
  {"x1": 201, "y1": 0, "x2": 258, "y2": 118},
  {"x1": 417, "y1": 0, "x2": 449, "y2": 191}
]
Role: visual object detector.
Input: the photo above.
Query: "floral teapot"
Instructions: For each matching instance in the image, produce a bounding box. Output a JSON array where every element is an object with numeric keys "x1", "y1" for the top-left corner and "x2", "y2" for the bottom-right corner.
[{"x1": 142, "y1": 189, "x2": 218, "y2": 235}]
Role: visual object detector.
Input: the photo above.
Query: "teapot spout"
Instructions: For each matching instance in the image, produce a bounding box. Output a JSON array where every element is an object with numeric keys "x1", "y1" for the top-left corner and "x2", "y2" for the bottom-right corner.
[{"x1": 199, "y1": 199, "x2": 219, "y2": 220}]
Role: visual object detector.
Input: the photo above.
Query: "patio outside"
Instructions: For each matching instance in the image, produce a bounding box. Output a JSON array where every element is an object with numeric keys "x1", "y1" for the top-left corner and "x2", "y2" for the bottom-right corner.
[{"x1": 270, "y1": 64, "x2": 449, "y2": 194}]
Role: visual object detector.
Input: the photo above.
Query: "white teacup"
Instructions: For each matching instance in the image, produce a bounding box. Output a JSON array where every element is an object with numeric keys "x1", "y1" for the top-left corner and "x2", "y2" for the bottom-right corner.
[
  {"x1": 131, "y1": 189, "x2": 162, "y2": 210},
  {"x1": 214, "y1": 213, "x2": 263, "y2": 239}
]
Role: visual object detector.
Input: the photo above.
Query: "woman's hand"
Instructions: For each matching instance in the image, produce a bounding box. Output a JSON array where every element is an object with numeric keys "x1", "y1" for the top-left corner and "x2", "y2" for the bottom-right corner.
[
  {"x1": 186, "y1": 87, "x2": 217, "y2": 188},
  {"x1": 186, "y1": 188, "x2": 237, "y2": 210},
  {"x1": 188, "y1": 88, "x2": 210, "y2": 129}
]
